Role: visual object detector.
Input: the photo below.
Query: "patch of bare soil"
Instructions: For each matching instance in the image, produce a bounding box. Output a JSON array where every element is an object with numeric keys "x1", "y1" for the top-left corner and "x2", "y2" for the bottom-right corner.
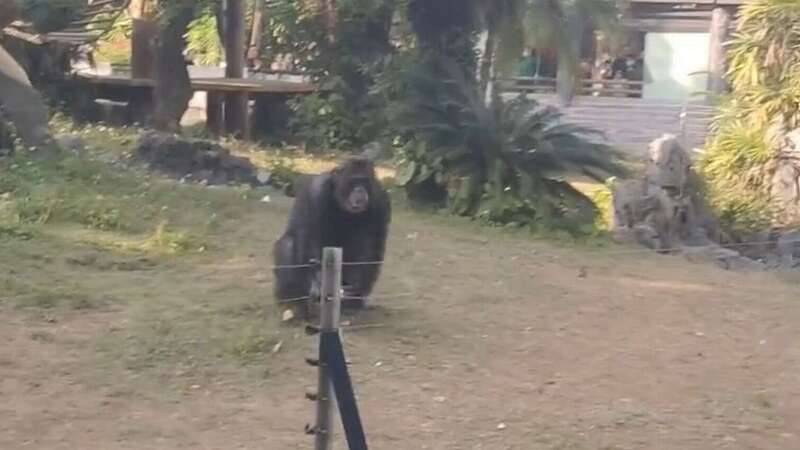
[{"x1": 2, "y1": 196, "x2": 800, "y2": 450}]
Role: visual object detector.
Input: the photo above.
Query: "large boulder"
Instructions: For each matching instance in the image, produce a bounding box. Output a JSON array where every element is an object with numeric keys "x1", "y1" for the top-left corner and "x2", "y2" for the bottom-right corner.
[
  {"x1": 611, "y1": 134, "x2": 756, "y2": 269},
  {"x1": 135, "y1": 131, "x2": 264, "y2": 187},
  {"x1": 612, "y1": 135, "x2": 713, "y2": 251}
]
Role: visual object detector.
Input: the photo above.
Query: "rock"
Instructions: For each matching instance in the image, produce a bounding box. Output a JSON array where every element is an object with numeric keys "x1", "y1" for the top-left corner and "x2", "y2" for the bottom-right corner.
[
  {"x1": 56, "y1": 135, "x2": 86, "y2": 155},
  {"x1": 681, "y1": 245, "x2": 765, "y2": 271},
  {"x1": 611, "y1": 134, "x2": 766, "y2": 270},
  {"x1": 134, "y1": 131, "x2": 266, "y2": 187},
  {"x1": 256, "y1": 170, "x2": 271, "y2": 184},
  {"x1": 646, "y1": 134, "x2": 691, "y2": 190},
  {"x1": 776, "y1": 230, "x2": 800, "y2": 268}
]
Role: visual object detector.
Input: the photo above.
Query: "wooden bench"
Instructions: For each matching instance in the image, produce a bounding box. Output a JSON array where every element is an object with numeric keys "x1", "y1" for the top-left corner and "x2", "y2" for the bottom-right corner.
[{"x1": 73, "y1": 73, "x2": 319, "y2": 136}]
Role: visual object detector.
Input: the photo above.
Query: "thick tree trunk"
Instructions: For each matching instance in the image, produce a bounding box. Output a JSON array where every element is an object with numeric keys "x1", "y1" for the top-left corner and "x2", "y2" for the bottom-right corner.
[
  {"x1": 152, "y1": 4, "x2": 195, "y2": 132},
  {"x1": 0, "y1": 44, "x2": 56, "y2": 155},
  {"x1": 707, "y1": 7, "x2": 731, "y2": 96},
  {"x1": 129, "y1": 0, "x2": 157, "y2": 79},
  {"x1": 224, "y1": 0, "x2": 248, "y2": 137}
]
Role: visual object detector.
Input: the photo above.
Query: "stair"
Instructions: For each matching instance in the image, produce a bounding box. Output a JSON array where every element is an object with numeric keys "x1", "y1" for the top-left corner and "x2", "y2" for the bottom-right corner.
[{"x1": 505, "y1": 94, "x2": 717, "y2": 158}]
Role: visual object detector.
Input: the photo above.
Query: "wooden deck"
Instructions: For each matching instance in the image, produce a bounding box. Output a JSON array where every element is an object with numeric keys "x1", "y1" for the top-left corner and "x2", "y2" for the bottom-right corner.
[{"x1": 77, "y1": 74, "x2": 318, "y2": 94}]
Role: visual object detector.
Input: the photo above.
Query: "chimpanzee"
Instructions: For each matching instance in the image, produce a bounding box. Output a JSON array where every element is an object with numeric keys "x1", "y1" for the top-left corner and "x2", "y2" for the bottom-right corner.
[{"x1": 273, "y1": 156, "x2": 391, "y2": 317}]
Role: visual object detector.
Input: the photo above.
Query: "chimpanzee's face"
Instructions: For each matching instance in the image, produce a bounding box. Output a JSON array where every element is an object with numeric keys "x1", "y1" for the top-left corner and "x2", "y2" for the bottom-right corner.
[{"x1": 333, "y1": 158, "x2": 375, "y2": 214}]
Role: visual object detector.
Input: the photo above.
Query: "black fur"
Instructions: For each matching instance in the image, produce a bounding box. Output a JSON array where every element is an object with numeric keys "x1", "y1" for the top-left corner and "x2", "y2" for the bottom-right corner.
[{"x1": 273, "y1": 157, "x2": 391, "y2": 315}]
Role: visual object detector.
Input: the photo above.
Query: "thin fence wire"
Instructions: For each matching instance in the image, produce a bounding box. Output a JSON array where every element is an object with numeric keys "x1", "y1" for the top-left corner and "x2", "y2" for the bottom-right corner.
[
  {"x1": 277, "y1": 295, "x2": 312, "y2": 305},
  {"x1": 342, "y1": 261, "x2": 385, "y2": 267},
  {"x1": 583, "y1": 237, "x2": 800, "y2": 258},
  {"x1": 273, "y1": 263, "x2": 315, "y2": 270},
  {"x1": 267, "y1": 236, "x2": 800, "y2": 280},
  {"x1": 342, "y1": 293, "x2": 415, "y2": 302}
]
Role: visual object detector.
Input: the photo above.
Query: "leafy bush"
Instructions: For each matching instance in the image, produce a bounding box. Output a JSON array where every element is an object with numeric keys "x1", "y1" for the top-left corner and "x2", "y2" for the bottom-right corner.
[
  {"x1": 700, "y1": 118, "x2": 777, "y2": 234},
  {"x1": 701, "y1": 0, "x2": 800, "y2": 233},
  {"x1": 390, "y1": 60, "x2": 623, "y2": 231},
  {"x1": 272, "y1": 0, "x2": 396, "y2": 150},
  {"x1": 185, "y1": 8, "x2": 223, "y2": 66},
  {"x1": 17, "y1": 0, "x2": 86, "y2": 33}
]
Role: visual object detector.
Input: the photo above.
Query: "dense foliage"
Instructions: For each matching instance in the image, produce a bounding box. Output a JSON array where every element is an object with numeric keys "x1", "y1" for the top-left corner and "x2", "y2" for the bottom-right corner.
[
  {"x1": 700, "y1": 0, "x2": 800, "y2": 233},
  {"x1": 16, "y1": 0, "x2": 86, "y2": 33},
  {"x1": 185, "y1": 8, "x2": 223, "y2": 66},
  {"x1": 390, "y1": 59, "x2": 622, "y2": 230},
  {"x1": 276, "y1": 0, "x2": 397, "y2": 149}
]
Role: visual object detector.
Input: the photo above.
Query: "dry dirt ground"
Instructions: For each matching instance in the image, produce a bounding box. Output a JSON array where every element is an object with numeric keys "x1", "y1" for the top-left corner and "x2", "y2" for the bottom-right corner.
[{"x1": 2, "y1": 189, "x2": 800, "y2": 450}]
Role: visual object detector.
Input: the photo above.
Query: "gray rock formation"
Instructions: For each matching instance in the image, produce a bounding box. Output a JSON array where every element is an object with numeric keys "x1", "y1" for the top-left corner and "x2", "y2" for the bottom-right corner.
[{"x1": 611, "y1": 134, "x2": 762, "y2": 271}]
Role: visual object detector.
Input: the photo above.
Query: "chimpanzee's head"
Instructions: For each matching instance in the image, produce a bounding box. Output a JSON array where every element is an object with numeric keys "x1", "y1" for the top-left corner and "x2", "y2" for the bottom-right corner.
[{"x1": 332, "y1": 157, "x2": 376, "y2": 214}]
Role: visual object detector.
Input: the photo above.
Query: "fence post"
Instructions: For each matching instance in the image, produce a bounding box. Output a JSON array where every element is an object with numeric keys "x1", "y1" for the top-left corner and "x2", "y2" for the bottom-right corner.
[{"x1": 314, "y1": 247, "x2": 342, "y2": 450}]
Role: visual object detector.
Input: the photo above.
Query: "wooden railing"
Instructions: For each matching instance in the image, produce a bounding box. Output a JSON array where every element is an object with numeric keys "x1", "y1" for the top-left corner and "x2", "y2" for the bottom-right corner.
[{"x1": 497, "y1": 76, "x2": 645, "y2": 98}]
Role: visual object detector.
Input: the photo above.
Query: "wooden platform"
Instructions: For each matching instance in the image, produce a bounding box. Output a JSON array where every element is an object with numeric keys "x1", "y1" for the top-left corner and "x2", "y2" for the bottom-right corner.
[{"x1": 77, "y1": 74, "x2": 318, "y2": 94}]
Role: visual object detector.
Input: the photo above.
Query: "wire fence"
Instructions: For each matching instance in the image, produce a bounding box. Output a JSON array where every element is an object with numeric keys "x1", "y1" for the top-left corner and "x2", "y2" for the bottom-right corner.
[
  {"x1": 270, "y1": 235, "x2": 800, "y2": 306},
  {"x1": 574, "y1": 237, "x2": 800, "y2": 258}
]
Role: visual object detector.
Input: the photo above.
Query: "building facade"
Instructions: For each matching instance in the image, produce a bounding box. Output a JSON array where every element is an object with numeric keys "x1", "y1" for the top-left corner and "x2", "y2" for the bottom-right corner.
[{"x1": 625, "y1": 0, "x2": 744, "y2": 102}]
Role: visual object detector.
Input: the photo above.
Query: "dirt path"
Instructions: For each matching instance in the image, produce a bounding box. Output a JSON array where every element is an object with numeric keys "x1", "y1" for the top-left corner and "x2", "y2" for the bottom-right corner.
[{"x1": 2, "y1": 196, "x2": 800, "y2": 450}]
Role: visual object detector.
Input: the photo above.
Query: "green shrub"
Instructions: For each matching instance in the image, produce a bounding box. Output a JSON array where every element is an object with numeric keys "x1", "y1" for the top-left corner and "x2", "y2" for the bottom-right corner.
[
  {"x1": 390, "y1": 60, "x2": 623, "y2": 232},
  {"x1": 17, "y1": 0, "x2": 87, "y2": 33},
  {"x1": 701, "y1": 0, "x2": 800, "y2": 233}
]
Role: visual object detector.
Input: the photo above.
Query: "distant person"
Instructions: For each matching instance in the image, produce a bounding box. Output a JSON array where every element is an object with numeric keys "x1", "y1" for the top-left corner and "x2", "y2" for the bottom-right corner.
[
  {"x1": 611, "y1": 56, "x2": 627, "y2": 79},
  {"x1": 517, "y1": 49, "x2": 537, "y2": 78}
]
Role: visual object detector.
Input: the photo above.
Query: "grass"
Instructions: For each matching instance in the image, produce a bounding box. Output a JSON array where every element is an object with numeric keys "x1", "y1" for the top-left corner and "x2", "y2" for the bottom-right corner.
[
  {"x1": 0, "y1": 119, "x2": 307, "y2": 391},
  {"x1": 0, "y1": 117, "x2": 619, "y2": 392}
]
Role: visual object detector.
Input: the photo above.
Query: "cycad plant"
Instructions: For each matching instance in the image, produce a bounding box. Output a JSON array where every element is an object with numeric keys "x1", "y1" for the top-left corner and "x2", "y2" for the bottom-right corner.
[{"x1": 392, "y1": 60, "x2": 623, "y2": 230}]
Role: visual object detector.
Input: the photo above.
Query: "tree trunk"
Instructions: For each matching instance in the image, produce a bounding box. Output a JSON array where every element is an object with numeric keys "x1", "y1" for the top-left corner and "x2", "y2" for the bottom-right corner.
[
  {"x1": 478, "y1": 28, "x2": 497, "y2": 107},
  {"x1": 317, "y1": 0, "x2": 339, "y2": 45},
  {"x1": 556, "y1": 17, "x2": 583, "y2": 107},
  {"x1": 152, "y1": 4, "x2": 195, "y2": 132},
  {"x1": 224, "y1": 0, "x2": 248, "y2": 137},
  {"x1": 0, "y1": 44, "x2": 56, "y2": 155},
  {"x1": 247, "y1": 0, "x2": 265, "y2": 70},
  {"x1": 216, "y1": 0, "x2": 227, "y2": 51},
  {"x1": 707, "y1": 7, "x2": 731, "y2": 97},
  {"x1": 129, "y1": 0, "x2": 157, "y2": 79}
]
